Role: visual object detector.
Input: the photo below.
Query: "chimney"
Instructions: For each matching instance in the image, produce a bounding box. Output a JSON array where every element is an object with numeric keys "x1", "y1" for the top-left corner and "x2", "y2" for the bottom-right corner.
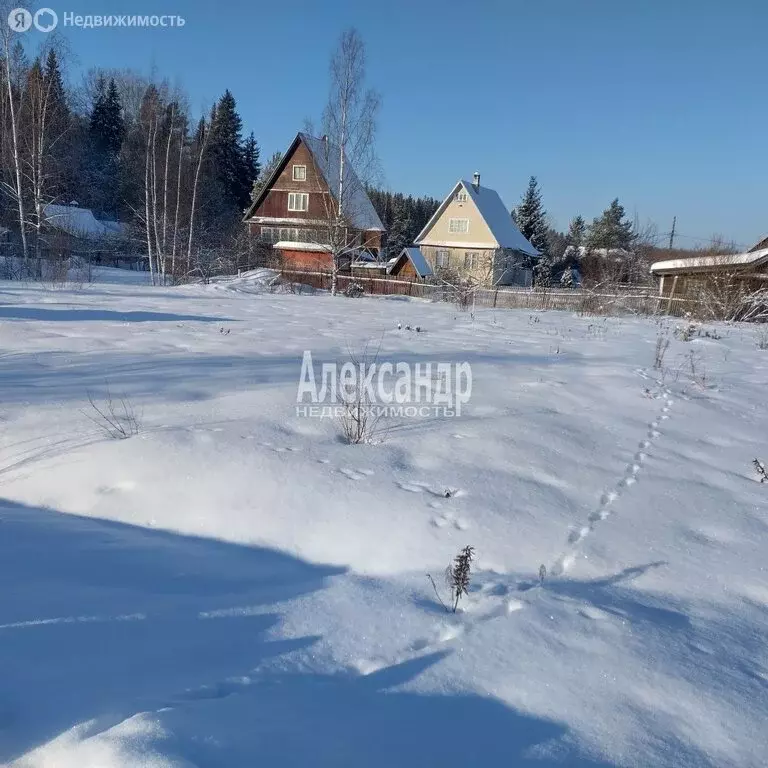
[{"x1": 472, "y1": 172, "x2": 480, "y2": 191}]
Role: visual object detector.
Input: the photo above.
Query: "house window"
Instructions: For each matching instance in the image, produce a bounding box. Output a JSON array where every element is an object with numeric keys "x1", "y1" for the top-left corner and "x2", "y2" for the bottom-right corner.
[
  {"x1": 464, "y1": 252, "x2": 479, "y2": 269},
  {"x1": 448, "y1": 218, "x2": 469, "y2": 234},
  {"x1": 260, "y1": 226, "x2": 279, "y2": 244},
  {"x1": 292, "y1": 165, "x2": 307, "y2": 181},
  {"x1": 288, "y1": 192, "x2": 309, "y2": 212},
  {"x1": 456, "y1": 191, "x2": 468, "y2": 203},
  {"x1": 435, "y1": 250, "x2": 449, "y2": 268}
]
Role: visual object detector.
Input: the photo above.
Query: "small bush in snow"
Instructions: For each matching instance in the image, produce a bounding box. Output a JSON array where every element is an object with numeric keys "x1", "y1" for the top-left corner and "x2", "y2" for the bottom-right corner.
[
  {"x1": 84, "y1": 388, "x2": 141, "y2": 439},
  {"x1": 446, "y1": 545, "x2": 475, "y2": 612},
  {"x1": 336, "y1": 345, "x2": 384, "y2": 444},
  {"x1": 538, "y1": 564, "x2": 547, "y2": 584},
  {"x1": 756, "y1": 328, "x2": 768, "y2": 351},
  {"x1": 427, "y1": 545, "x2": 475, "y2": 613},
  {"x1": 675, "y1": 323, "x2": 698, "y2": 342},
  {"x1": 343, "y1": 282, "x2": 364, "y2": 298},
  {"x1": 754, "y1": 458, "x2": 767, "y2": 483}
]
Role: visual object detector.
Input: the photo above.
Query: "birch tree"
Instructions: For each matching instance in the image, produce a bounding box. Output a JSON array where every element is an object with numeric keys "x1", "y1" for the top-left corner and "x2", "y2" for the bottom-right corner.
[
  {"x1": 1, "y1": 17, "x2": 29, "y2": 263},
  {"x1": 317, "y1": 28, "x2": 380, "y2": 296}
]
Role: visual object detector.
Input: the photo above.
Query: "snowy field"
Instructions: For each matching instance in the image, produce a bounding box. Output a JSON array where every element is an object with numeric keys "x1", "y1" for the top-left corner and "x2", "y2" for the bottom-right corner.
[{"x1": 1, "y1": 268, "x2": 766, "y2": 767}]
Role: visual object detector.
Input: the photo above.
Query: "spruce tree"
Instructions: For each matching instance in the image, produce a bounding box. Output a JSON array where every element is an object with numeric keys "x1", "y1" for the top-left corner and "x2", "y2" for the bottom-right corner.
[
  {"x1": 90, "y1": 77, "x2": 124, "y2": 156},
  {"x1": 586, "y1": 199, "x2": 634, "y2": 252},
  {"x1": 513, "y1": 176, "x2": 549, "y2": 254},
  {"x1": 208, "y1": 90, "x2": 251, "y2": 212},
  {"x1": 387, "y1": 194, "x2": 412, "y2": 256},
  {"x1": 242, "y1": 132, "x2": 261, "y2": 203},
  {"x1": 86, "y1": 76, "x2": 124, "y2": 215},
  {"x1": 513, "y1": 176, "x2": 550, "y2": 285},
  {"x1": 567, "y1": 215, "x2": 586, "y2": 248}
]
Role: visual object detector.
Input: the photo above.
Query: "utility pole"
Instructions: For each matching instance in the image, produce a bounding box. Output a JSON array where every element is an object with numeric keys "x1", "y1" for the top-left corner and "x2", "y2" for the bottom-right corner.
[{"x1": 668, "y1": 216, "x2": 677, "y2": 250}]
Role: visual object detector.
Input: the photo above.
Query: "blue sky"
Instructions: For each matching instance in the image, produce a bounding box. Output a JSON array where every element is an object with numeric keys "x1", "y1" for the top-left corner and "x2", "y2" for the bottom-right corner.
[{"x1": 19, "y1": 0, "x2": 768, "y2": 246}]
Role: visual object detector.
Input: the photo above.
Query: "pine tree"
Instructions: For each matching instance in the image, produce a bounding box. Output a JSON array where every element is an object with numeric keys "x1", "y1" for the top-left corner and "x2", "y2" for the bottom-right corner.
[{"x1": 586, "y1": 199, "x2": 634, "y2": 252}]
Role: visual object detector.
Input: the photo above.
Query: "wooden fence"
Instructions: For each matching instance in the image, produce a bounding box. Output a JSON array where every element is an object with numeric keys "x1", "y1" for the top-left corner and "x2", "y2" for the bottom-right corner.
[{"x1": 278, "y1": 269, "x2": 697, "y2": 316}]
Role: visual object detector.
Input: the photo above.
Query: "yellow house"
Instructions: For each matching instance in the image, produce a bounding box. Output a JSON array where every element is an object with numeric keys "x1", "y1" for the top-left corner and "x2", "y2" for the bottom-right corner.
[{"x1": 414, "y1": 173, "x2": 538, "y2": 286}]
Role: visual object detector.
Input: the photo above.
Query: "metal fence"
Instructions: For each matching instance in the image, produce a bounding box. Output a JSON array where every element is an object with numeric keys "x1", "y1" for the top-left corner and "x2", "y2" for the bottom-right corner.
[{"x1": 278, "y1": 269, "x2": 697, "y2": 316}]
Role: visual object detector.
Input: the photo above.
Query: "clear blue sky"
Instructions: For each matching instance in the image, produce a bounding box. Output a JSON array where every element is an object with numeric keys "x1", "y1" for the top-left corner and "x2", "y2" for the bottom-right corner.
[{"x1": 23, "y1": 0, "x2": 768, "y2": 246}]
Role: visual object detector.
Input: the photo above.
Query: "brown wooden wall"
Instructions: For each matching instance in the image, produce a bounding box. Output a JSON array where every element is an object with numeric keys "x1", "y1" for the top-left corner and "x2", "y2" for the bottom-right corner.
[{"x1": 252, "y1": 140, "x2": 335, "y2": 221}]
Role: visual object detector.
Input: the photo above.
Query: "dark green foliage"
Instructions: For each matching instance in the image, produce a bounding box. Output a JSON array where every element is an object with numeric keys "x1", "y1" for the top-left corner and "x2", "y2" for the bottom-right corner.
[
  {"x1": 368, "y1": 188, "x2": 440, "y2": 256},
  {"x1": 586, "y1": 199, "x2": 634, "y2": 251},
  {"x1": 207, "y1": 90, "x2": 253, "y2": 213}
]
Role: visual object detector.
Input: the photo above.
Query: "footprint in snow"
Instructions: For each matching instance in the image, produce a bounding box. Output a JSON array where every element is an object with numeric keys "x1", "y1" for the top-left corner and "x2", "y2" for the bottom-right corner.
[
  {"x1": 431, "y1": 511, "x2": 469, "y2": 531},
  {"x1": 338, "y1": 467, "x2": 373, "y2": 481}
]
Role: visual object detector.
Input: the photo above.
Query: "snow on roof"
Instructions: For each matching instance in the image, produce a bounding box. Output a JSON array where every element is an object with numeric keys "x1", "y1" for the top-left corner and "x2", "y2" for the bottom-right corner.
[
  {"x1": 460, "y1": 181, "x2": 538, "y2": 255},
  {"x1": 299, "y1": 133, "x2": 384, "y2": 232},
  {"x1": 43, "y1": 204, "x2": 122, "y2": 238},
  {"x1": 388, "y1": 247, "x2": 433, "y2": 278},
  {"x1": 650, "y1": 247, "x2": 768, "y2": 274},
  {"x1": 415, "y1": 180, "x2": 538, "y2": 256},
  {"x1": 273, "y1": 240, "x2": 333, "y2": 253}
]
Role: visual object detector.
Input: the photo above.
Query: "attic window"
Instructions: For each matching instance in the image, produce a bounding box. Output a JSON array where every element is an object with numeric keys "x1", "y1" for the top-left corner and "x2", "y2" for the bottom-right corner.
[
  {"x1": 288, "y1": 192, "x2": 309, "y2": 212},
  {"x1": 292, "y1": 165, "x2": 307, "y2": 181},
  {"x1": 448, "y1": 218, "x2": 469, "y2": 234},
  {"x1": 456, "y1": 191, "x2": 468, "y2": 203}
]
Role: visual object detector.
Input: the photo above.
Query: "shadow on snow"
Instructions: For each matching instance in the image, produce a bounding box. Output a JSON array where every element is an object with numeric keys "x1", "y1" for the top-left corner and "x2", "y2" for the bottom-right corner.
[{"x1": 0, "y1": 499, "x2": 607, "y2": 767}]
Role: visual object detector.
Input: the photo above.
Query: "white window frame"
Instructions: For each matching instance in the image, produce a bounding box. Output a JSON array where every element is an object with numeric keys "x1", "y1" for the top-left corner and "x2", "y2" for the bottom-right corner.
[
  {"x1": 292, "y1": 164, "x2": 307, "y2": 181},
  {"x1": 448, "y1": 218, "x2": 469, "y2": 234},
  {"x1": 435, "y1": 250, "x2": 449, "y2": 268},
  {"x1": 456, "y1": 191, "x2": 468, "y2": 203},
  {"x1": 464, "y1": 251, "x2": 478, "y2": 269},
  {"x1": 287, "y1": 192, "x2": 309, "y2": 212}
]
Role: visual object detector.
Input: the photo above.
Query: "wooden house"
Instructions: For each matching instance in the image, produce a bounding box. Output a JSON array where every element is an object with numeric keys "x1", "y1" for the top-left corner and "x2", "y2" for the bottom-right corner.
[
  {"x1": 243, "y1": 132, "x2": 386, "y2": 271},
  {"x1": 414, "y1": 173, "x2": 537, "y2": 286}
]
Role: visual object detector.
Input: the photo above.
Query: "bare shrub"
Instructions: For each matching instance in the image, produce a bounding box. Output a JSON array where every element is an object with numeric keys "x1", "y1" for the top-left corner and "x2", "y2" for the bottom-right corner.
[
  {"x1": 756, "y1": 327, "x2": 768, "y2": 351},
  {"x1": 654, "y1": 334, "x2": 670, "y2": 369},
  {"x1": 83, "y1": 387, "x2": 141, "y2": 439},
  {"x1": 754, "y1": 458, "x2": 767, "y2": 483},
  {"x1": 336, "y1": 344, "x2": 385, "y2": 444},
  {"x1": 675, "y1": 349, "x2": 708, "y2": 389}
]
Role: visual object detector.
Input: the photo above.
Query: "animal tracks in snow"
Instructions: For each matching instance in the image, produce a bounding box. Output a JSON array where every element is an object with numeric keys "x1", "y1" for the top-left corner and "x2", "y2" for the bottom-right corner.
[
  {"x1": 431, "y1": 510, "x2": 469, "y2": 531},
  {"x1": 550, "y1": 385, "x2": 675, "y2": 577}
]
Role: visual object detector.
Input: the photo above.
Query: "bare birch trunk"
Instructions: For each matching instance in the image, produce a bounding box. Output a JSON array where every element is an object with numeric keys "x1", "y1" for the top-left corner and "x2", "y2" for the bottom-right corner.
[
  {"x1": 186, "y1": 122, "x2": 209, "y2": 275},
  {"x1": 2, "y1": 39, "x2": 29, "y2": 264},
  {"x1": 170, "y1": 125, "x2": 184, "y2": 280}
]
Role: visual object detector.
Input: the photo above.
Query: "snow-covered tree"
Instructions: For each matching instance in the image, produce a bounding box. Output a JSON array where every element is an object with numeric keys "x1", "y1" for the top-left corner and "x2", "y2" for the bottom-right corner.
[
  {"x1": 513, "y1": 176, "x2": 549, "y2": 255},
  {"x1": 567, "y1": 215, "x2": 586, "y2": 248},
  {"x1": 513, "y1": 176, "x2": 551, "y2": 286}
]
